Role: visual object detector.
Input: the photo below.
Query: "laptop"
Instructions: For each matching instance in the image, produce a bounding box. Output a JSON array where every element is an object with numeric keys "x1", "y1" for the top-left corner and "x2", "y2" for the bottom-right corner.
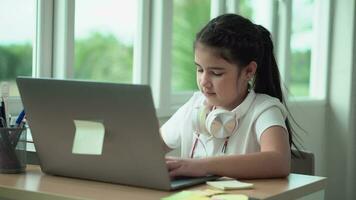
[{"x1": 17, "y1": 77, "x2": 218, "y2": 191}]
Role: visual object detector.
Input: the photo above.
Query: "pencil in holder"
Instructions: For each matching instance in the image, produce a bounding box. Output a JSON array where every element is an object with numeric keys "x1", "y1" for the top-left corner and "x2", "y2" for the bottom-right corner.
[{"x1": 0, "y1": 127, "x2": 27, "y2": 173}]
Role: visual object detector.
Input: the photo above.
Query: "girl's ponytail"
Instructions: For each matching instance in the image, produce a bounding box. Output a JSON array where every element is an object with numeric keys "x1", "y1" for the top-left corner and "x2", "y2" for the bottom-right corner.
[
  {"x1": 253, "y1": 25, "x2": 282, "y2": 102},
  {"x1": 254, "y1": 25, "x2": 302, "y2": 156}
]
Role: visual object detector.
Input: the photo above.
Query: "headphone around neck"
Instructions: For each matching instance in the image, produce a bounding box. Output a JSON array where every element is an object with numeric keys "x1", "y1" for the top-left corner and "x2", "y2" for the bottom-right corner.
[{"x1": 194, "y1": 90, "x2": 256, "y2": 139}]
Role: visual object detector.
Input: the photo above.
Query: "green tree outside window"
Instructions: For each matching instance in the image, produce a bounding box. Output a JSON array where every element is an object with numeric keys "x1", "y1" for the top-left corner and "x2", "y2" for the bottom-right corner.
[{"x1": 171, "y1": 0, "x2": 210, "y2": 92}]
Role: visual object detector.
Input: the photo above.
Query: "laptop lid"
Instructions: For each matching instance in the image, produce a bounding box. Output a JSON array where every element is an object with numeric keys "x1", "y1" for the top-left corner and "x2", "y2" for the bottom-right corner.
[{"x1": 17, "y1": 77, "x2": 175, "y2": 190}]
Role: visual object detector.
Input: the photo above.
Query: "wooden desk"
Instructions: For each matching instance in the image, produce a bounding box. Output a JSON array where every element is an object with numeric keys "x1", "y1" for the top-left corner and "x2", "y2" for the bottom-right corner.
[{"x1": 0, "y1": 165, "x2": 326, "y2": 200}]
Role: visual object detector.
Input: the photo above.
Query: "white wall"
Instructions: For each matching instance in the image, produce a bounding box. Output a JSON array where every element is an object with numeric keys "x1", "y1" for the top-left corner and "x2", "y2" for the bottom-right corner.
[
  {"x1": 326, "y1": 0, "x2": 356, "y2": 199},
  {"x1": 288, "y1": 100, "x2": 326, "y2": 176}
]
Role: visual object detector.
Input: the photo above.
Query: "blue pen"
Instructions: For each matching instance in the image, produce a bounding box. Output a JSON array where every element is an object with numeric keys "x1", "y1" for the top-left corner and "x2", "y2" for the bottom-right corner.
[{"x1": 16, "y1": 110, "x2": 25, "y2": 127}]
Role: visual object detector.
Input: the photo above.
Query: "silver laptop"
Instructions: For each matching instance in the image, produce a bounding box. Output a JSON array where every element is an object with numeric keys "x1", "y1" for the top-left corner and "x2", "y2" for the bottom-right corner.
[{"x1": 17, "y1": 77, "x2": 218, "y2": 191}]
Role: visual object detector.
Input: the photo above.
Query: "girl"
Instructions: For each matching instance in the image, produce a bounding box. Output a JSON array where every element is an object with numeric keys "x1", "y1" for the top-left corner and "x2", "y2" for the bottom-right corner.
[{"x1": 161, "y1": 14, "x2": 296, "y2": 179}]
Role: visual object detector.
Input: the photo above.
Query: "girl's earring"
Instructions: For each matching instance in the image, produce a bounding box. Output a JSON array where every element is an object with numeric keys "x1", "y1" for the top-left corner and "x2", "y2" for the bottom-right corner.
[{"x1": 248, "y1": 77, "x2": 255, "y2": 90}]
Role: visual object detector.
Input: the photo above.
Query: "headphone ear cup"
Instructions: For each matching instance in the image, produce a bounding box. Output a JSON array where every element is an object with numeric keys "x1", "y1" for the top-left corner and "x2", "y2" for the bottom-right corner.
[{"x1": 205, "y1": 109, "x2": 237, "y2": 138}]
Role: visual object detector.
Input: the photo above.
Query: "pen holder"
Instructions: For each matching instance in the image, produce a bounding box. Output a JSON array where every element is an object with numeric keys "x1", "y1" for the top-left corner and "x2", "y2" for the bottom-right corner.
[{"x1": 0, "y1": 127, "x2": 27, "y2": 173}]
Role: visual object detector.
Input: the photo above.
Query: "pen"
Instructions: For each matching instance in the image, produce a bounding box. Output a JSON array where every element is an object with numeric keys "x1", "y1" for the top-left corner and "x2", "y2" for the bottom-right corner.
[
  {"x1": 15, "y1": 110, "x2": 25, "y2": 127},
  {"x1": 0, "y1": 100, "x2": 6, "y2": 128},
  {"x1": 1, "y1": 82, "x2": 9, "y2": 125},
  {"x1": 0, "y1": 104, "x2": 3, "y2": 128},
  {"x1": 0, "y1": 117, "x2": 5, "y2": 128}
]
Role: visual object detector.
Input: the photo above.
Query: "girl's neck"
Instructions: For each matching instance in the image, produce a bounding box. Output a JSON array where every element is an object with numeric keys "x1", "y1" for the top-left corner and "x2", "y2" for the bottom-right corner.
[{"x1": 218, "y1": 89, "x2": 249, "y2": 111}]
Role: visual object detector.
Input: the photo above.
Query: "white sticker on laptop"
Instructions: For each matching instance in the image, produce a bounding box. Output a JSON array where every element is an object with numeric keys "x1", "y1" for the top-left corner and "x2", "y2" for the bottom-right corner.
[{"x1": 72, "y1": 120, "x2": 105, "y2": 155}]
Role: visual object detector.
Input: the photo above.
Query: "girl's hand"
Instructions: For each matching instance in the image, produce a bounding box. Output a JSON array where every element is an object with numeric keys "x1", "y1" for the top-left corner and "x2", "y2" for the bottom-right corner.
[{"x1": 165, "y1": 157, "x2": 208, "y2": 178}]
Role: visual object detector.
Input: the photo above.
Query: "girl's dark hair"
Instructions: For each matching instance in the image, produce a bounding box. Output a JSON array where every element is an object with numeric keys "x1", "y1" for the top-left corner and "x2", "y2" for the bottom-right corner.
[{"x1": 195, "y1": 14, "x2": 301, "y2": 156}]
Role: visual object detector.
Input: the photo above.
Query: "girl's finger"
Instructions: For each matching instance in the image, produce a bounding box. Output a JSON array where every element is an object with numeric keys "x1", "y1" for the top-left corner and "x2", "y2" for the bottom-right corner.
[
  {"x1": 165, "y1": 156, "x2": 179, "y2": 161},
  {"x1": 169, "y1": 168, "x2": 181, "y2": 178},
  {"x1": 166, "y1": 160, "x2": 181, "y2": 170}
]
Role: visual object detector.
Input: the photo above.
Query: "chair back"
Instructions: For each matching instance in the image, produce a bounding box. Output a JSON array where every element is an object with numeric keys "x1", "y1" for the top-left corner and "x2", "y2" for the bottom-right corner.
[{"x1": 291, "y1": 150, "x2": 315, "y2": 175}]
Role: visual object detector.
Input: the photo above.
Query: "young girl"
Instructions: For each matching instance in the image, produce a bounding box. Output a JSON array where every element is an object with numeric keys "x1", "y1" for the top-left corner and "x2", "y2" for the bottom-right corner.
[{"x1": 161, "y1": 14, "x2": 295, "y2": 179}]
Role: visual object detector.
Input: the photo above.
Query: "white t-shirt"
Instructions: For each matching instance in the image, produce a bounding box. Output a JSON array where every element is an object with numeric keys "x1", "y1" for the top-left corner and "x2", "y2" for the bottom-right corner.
[{"x1": 160, "y1": 90, "x2": 288, "y2": 158}]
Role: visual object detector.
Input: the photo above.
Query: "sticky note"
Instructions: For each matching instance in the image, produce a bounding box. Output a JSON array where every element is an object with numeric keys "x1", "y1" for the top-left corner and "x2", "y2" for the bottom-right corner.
[
  {"x1": 211, "y1": 194, "x2": 249, "y2": 200},
  {"x1": 72, "y1": 120, "x2": 105, "y2": 155},
  {"x1": 206, "y1": 180, "x2": 254, "y2": 190},
  {"x1": 197, "y1": 189, "x2": 225, "y2": 197},
  {"x1": 161, "y1": 191, "x2": 209, "y2": 200}
]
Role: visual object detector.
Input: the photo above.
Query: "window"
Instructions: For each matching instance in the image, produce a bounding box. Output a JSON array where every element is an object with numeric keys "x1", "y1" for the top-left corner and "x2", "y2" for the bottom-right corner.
[
  {"x1": 240, "y1": 0, "x2": 275, "y2": 35},
  {"x1": 74, "y1": 0, "x2": 138, "y2": 83},
  {"x1": 240, "y1": 0, "x2": 317, "y2": 98},
  {"x1": 238, "y1": 0, "x2": 253, "y2": 19},
  {"x1": 8, "y1": 0, "x2": 325, "y2": 116},
  {"x1": 290, "y1": 0, "x2": 315, "y2": 97},
  {"x1": 171, "y1": 0, "x2": 210, "y2": 92},
  {"x1": 0, "y1": 0, "x2": 36, "y2": 96}
]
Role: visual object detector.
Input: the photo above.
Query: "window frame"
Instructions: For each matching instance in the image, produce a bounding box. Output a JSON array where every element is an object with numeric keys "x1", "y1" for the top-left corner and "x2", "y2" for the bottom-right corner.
[
  {"x1": 34, "y1": 0, "x2": 53, "y2": 78},
  {"x1": 277, "y1": 0, "x2": 331, "y2": 101},
  {"x1": 309, "y1": 0, "x2": 331, "y2": 100},
  {"x1": 52, "y1": 0, "x2": 74, "y2": 79}
]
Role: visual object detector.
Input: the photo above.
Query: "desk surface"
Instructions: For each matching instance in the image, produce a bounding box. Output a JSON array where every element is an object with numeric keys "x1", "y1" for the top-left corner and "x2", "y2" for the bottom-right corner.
[{"x1": 0, "y1": 165, "x2": 326, "y2": 200}]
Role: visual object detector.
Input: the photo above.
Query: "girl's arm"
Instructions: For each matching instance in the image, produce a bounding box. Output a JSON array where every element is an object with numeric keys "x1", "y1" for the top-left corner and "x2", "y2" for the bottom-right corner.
[
  {"x1": 160, "y1": 131, "x2": 173, "y2": 153},
  {"x1": 166, "y1": 126, "x2": 291, "y2": 179}
]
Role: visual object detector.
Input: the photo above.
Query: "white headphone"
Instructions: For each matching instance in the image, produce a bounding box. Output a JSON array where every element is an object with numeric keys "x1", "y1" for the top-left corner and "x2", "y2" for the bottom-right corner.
[{"x1": 194, "y1": 90, "x2": 256, "y2": 139}]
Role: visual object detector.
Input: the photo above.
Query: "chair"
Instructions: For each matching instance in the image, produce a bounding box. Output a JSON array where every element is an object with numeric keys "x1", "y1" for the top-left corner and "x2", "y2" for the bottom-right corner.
[{"x1": 291, "y1": 150, "x2": 315, "y2": 175}]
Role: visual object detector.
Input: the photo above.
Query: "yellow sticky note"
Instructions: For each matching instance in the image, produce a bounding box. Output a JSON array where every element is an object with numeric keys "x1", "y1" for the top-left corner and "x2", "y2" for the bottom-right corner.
[
  {"x1": 211, "y1": 194, "x2": 249, "y2": 200},
  {"x1": 161, "y1": 191, "x2": 209, "y2": 200},
  {"x1": 72, "y1": 120, "x2": 105, "y2": 155},
  {"x1": 186, "y1": 196, "x2": 210, "y2": 200},
  {"x1": 197, "y1": 189, "x2": 225, "y2": 197},
  {"x1": 206, "y1": 180, "x2": 254, "y2": 190},
  {"x1": 161, "y1": 189, "x2": 226, "y2": 200}
]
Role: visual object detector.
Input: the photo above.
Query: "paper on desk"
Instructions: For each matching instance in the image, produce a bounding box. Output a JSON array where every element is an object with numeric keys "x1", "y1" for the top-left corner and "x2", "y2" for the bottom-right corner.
[{"x1": 206, "y1": 180, "x2": 253, "y2": 190}]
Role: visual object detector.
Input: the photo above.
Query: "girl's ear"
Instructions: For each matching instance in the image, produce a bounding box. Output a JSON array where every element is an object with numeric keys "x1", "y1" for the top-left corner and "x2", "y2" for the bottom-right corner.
[{"x1": 244, "y1": 61, "x2": 257, "y2": 81}]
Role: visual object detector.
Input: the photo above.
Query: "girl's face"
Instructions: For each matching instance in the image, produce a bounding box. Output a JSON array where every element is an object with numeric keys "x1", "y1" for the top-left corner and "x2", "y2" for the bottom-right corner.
[{"x1": 195, "y1": 43, "x2": 251, "y2": 110}]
